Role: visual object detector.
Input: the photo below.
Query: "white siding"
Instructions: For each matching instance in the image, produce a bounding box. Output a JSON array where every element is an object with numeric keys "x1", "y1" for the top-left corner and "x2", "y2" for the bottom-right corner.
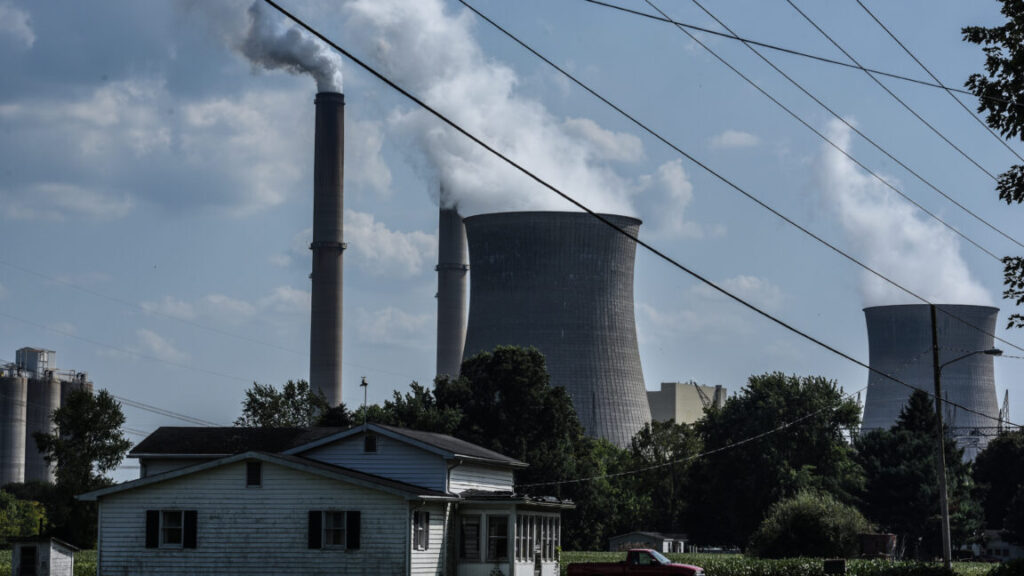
[
  {"x1": 449, "y1": 463, "x2": 514, "y2": 494},
  {"x1": 97, "y1": 460, "x2": 416, "y2": 576},
  {"x1": 410, "y1": 502, "x2": 450, "y2": 576},
  {"x1": 48, "y1": 545, "x2": 74, "y2": 576},
  {"x1": 302, "y1": 434, "x2": 448, "y2": 492},
  {"x1": 139, "y1": 458, "x2": 214, "y2": 478}
]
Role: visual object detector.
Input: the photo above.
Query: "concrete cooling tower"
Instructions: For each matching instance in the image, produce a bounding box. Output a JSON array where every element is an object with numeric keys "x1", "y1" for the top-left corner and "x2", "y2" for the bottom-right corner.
[
  {"x1": 462, "y1": 211, "x2": 651, "y2": 447},
  {"x1": 862, "y1": 304, "x2": 1000, "y2": 460}
]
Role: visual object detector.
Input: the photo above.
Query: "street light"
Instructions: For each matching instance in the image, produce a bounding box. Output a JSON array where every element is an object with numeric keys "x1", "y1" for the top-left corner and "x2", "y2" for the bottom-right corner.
[{"x1": 931, "y1": 304, "x2": 1001, "y2": 569}]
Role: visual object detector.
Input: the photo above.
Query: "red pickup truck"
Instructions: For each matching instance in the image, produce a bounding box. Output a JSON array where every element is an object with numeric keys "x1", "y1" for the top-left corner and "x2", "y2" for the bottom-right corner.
[{"x1": 567, "y1": 549, "x2": 705, "y2": 576}]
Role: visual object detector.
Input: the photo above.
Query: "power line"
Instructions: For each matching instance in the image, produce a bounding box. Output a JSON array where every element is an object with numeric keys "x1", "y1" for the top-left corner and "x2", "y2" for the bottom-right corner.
[
  {"x1": 680, "y1": 0, "x2": 1024, "y2": 252},
  {"x1": 853, "y1": 0, "x2": 1024, "y2": 167},
  {"x1": 583, "y1": 0, "x2": 1024, "y2": 111},
  {"x1": 455, "y1": 0, "x2": 1024, "y2": 359},
  {"x1": 262, "y1": 0, "x2": 1023, "y2": 432}
]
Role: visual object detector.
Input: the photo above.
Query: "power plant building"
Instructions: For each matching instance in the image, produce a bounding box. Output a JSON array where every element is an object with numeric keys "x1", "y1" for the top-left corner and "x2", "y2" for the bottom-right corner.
[
  {"x1": 648, "y1": 381, "x2": 726, "y2": 425},
  {"x1": 461, "y1": 211, "x2": 651, "y2": 447},
  {"x1": 861, "y1": 304, "x2": 1000, "y2": 460},
  {"x1": 0, "y1": 347, "x2": 93, "y2": 486}
]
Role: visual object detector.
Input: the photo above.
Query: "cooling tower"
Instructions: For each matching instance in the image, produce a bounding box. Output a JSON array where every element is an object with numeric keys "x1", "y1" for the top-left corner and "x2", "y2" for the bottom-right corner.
[
  {"x1": 24, "y1": 372, "x2": 60, "y2": 483},
  {"x1": 0, "y1": 373, "x2": 27, "y2": 486},
  {"x1": 309, "y1": 91, "x2": 345, "y2": 407},
  {"x1": 862, "y1": 304, "x2": 1000, "y2": 459},
  {"x1": 436, "y1": 205, "x2": 469, "y2": 378},
  {"x1": 462, "y1": 211, "x2": 651, "y2": 447}
]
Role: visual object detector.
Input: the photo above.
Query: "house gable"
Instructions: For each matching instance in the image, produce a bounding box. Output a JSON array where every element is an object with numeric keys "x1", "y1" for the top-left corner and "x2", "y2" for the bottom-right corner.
[{"x1": 299, "y1": 431, "x2": 450, "y2": 493}]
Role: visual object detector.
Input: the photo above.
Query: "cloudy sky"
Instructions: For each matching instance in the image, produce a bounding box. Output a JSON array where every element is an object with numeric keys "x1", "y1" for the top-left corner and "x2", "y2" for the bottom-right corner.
[{"x1": 1, "y1": 0, "x2": 1021, "y2": 479}]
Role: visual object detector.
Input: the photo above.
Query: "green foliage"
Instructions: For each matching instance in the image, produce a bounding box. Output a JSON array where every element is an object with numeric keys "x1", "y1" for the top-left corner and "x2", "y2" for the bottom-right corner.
[
  {"x1": 235, "y1": 380, "x2": 345, "y2": 427},
  {"x1": 985, "y1": 559, "x2": 1024, "y2": 576},
  {"x1": 855, "y1": 391, "x2": 982, "y2": 558},
  {"x1": 0, "y1": 549, "x2": 96, "y2": 576},
  {"x1": 627, "y1": 419, "x2": 702, "y2": 533},
  {"x1": 748, "y1": 490, "x2": 871, "y2": 558},
  {"x1": 32, "y1": 388, "x2": 130, "y2": 547},
  {"x1": 686, "y1": 373, "x2": 864, "y2": 546},
  {"x1": 360, "y1": 381, "x2": 462, "y2": 434},
  {"x1": 0, "y1": 490, "x2": 47, "y2": 545},
  {"x1": 974, "y1": 429, "x2": 1024, "y2": 536},
  {"x1": 963, "y1": 2, "x2": 1024, "y2": 328}
]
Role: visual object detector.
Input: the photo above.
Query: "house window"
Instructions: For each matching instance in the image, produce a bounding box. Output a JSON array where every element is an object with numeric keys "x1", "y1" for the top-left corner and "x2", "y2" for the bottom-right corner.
[
  {"x1": 514, "y1": 514, "x2": 559, "y2": 562},
  {"x1": 145, "y1": 510, "x2": 197, "y2": 549},
  {"x1": 246, "y1": 461, "x2": 262, "y2": 487},
  {"x1": 364, "y1": 433, "x2": 377, "y2": 453},
  {"x1": 413, "y1": 510, "x2": 430, "y2": 550},
  {"x1": 487, "y1": 515, "x2": 509, "y2": 562},
  {"x1": 308, "y1": 510, "x2": 361, "y2": 550},
  {"x1": 460, "y1": 515, "x2": 481, "y2": 561}
]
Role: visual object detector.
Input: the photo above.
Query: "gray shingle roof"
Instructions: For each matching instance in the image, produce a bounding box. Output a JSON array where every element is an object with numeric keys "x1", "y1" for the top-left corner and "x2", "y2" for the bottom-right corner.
[
  {"x1": 372, "y1": 423, "x2": 527, "y2": 467},
  {"x1": 129, "y1": 427, "x2": 349, "y2": 456}
]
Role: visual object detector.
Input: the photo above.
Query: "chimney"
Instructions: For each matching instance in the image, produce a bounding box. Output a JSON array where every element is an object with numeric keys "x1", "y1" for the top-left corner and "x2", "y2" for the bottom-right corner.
[
  {"x1": 435, "y1": 202, "x2": 469, "y2": 379},
  {"x1": 309, "y1": 92, "x2": 345, "y2": 407}
]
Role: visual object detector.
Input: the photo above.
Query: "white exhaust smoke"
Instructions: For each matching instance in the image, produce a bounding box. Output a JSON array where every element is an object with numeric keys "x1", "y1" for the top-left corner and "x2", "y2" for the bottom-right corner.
[
  {"x1": 820, "y1": 119, "x2": 991, "y2": 306},
  {"x1": 239, "y1": 2, "x2": 343, "y2": 93}
]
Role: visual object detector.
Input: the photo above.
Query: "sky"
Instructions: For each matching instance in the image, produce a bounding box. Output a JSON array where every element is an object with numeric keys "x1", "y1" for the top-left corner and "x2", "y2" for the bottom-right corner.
[{"x1": 1, "y1": 0, "x2": 1022, "y2": 481}]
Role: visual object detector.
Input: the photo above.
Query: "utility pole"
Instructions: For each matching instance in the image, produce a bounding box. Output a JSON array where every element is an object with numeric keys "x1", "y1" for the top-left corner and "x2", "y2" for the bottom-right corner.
[{"x1": 930, "y1": 304, "x2": 952, "y2": 570}]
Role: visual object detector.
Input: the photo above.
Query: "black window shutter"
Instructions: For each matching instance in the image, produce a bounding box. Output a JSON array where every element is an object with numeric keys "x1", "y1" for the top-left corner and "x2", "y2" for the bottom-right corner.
[
  {"x1": 308, "y1": 511, "x2": 322, "y2": 549},
  {"x1": 183, "y1": 510, "x2": 198, "y2": 549},
  {"x1": 424, "y1": 511, "x2": 430, "y2": 550},
  {"x1": 145, "y1": 510, "x2": 159, "y2": 548},
  {"x1": 346, "y1": 510, "x2": 361, "y2": 550}
]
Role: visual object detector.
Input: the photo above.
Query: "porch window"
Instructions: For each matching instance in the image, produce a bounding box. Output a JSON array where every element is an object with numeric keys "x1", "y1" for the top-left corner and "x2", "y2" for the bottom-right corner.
[
  {"x1": 460, "y1": 515, "x2": 481, "y2": 560},
  {"x1": 413, "y1": 510, "x2": 430, "y2": 550},
  {"x1": 487, "y1": 515, "x2": 509, "y2": 562}
]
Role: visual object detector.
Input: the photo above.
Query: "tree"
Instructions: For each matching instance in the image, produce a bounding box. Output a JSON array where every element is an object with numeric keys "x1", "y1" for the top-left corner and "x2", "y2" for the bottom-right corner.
[
  {"x1": 685, "y1": 372, "x2": 863, "y2": 547},
  {"x1": 33, "y1": 388, "x2": 132, "y2": 547},
  {"x1": 627, "y1": 419, "x2": 702, "y2": 533},
  {"x1": 964, "y1": 5, "x2": 1024, "y2": 328},
  {"x1": 359, "y1": 381, "x2": 462, "y2": 434},
  {"x1": 855, "y1": 390, "x2": 982, "y2": 558},
  {"x1": 235, "y1": 379, "x2": 346, "y2": 427},
  {"x1": 747, "y1": 490, "x2": 871, "y2": 559},
  {"x1": 974, "y1": 429, "x2": 1024, "y2": 542}
]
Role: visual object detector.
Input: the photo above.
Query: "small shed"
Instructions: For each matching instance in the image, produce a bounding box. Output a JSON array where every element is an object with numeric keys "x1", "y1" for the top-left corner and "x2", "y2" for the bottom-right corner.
[
  {"x1": 609, "y1": 531, "x2": 688, "y2": 554},
  {"x1": 11, "y1": 537, "x2": 78, "y2": 576}
]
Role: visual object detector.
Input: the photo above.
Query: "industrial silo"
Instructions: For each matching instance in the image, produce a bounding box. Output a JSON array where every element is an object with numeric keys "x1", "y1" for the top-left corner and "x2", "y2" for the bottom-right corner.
[
  {"x1": 60, "y1": 372, "x2": 93, "y2": 406},
  {"x1": 0, "y1": 370, "x2": 28, "y2": 486},
  {"x1": 862, "y1": 304, "x2": 1000, "y2": 460},
  {"x1": 462, "y1": 211, "x2": 651, "y2": 447},
  {"x1": 24, "y1": 372, "x2": 60, "y2": 483}
]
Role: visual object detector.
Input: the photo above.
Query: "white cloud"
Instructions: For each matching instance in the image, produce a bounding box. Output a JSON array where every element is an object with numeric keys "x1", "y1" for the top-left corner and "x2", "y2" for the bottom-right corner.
[
  {"x1": 136, "y1": 329, "x2": 189, "y2": 364},
  {"x1": 203, "y1": 294, "x2": 257, "y2": 319},
  {"x1": 710, "y1": 130, "x2": 760, "y2": 150},
  {"x1": 641, "y1": 159, "x2": 705, "y2": 238},
  {"x1": 141, "y1": 296, "x2": 197, "y2": 320},
  {"x1": 820, "y1": 119, "x2": 991, "y2": 306},
  {"x1": 0, "y1": 2, "x2": 35, "y2": 49},
  {"x1": 347, "y1": 120, "x2": 393, "y2": 196},
  {"x1": 562, "y1": 117, "x2": 644, "y2": 163},
  {"x1": 344, "y1": 210, "x2": 436, "y2": 278},
  {"x1": 692, "y1": 275, "x2": 785, "y2": 312},
  {"x1": 2, "y1": 183, "x2": 134, "y2": 221},
  {"x1": 353, "y1": 306, "x2": 432, "y2": 348},
  {"x1": 638, "y1": 301, "x2": 754, "y2": 343},
  {"x1": 259, "y1": 286, "x2": 310, "y2": 315}
]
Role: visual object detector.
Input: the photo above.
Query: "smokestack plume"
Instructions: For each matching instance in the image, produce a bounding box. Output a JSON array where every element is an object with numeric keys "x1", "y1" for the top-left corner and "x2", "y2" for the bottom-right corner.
[
  {"x1": 436, "y1": 202, "x2": 469, "y2": 378},
  {"x1": 309, "y1": 92, "x2": 345, "y2": 406},
  {"x1": 240, "y1": 2, "x2": 343, "y2": 93}
]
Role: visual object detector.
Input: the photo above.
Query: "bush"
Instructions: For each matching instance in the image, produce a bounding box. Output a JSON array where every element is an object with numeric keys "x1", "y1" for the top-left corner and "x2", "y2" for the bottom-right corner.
[
  {"x1": 748, "y1": 490, "x2": 871, "y2": 558},
  {"x1": 987, "y1": 559, "x2": 1024, "y2": 576}
]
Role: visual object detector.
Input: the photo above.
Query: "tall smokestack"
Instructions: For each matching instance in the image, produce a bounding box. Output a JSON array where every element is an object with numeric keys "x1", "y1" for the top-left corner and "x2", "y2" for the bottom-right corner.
[
  {"x1": 436, "y1": 203, "x2": 469, "y2": 379},
  {"x1": 309, "y1": 92, "x2": 345, "y2": 407}
]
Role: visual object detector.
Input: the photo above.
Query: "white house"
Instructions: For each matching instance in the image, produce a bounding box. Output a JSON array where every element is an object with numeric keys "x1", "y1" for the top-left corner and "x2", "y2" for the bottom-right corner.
[{"x1": 80, "y1": 423, "x2": 572, "y2": 576}]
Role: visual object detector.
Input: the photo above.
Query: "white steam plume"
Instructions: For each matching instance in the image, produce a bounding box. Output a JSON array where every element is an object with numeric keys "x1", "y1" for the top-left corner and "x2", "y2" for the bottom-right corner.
[
  {"x1": 240, "y1": 2, "x2": 343, "y2": 93},
  {"x1": 341, "y1": 0, "x2": 637, "y2": 216},
  {"x1": 820, "y1": 119, "x2": 991, "y2": 306}
]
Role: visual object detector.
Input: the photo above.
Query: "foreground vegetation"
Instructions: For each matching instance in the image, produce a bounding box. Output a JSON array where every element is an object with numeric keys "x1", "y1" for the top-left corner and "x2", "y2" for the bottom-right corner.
[{"x1": 558, "y1": 552, "x2": 997, "y2": 576}]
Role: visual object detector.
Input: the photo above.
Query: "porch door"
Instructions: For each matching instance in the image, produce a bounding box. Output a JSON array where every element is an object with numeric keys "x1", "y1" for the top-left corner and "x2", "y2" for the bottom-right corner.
[{"x1": 18, "y1": 546, "x2": 37, "y2": 576}]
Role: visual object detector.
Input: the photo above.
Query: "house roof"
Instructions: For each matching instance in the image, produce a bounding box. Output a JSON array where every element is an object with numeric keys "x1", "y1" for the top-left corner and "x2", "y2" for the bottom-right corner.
[
  {"x1": 286, "y1": 423, "x2": 528, "y2": 468},
  {"x1": 609, "y1": 531, "x2": 690, "y2": 541},
  {"x1": 129, "y1": 426, "x2": 348, "y2": 457},
  {"x1": 458, "y1": 489, "x2": 575, "y2": 509},
  {"x1": 79, "y1": 451, "x2": 453, "y2": 502}
]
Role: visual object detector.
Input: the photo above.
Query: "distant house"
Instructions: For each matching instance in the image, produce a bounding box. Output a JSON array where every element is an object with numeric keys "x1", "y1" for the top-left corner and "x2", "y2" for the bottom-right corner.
[
  {"x1": 80, "y1": 423, "x2": 572, "y2": 576},
  {"x1": 608, "y1": 531, "x2": 688, "y2": 554}
]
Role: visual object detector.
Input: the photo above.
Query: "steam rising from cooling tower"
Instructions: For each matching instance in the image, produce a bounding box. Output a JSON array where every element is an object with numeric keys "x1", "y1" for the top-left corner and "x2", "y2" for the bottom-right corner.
[
  {"x1": 462, "y1": 212, "x2": 651, "y2": 447},
  {"x1": 820, "y1": 120, "x2": 991, "y2": 306}
]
